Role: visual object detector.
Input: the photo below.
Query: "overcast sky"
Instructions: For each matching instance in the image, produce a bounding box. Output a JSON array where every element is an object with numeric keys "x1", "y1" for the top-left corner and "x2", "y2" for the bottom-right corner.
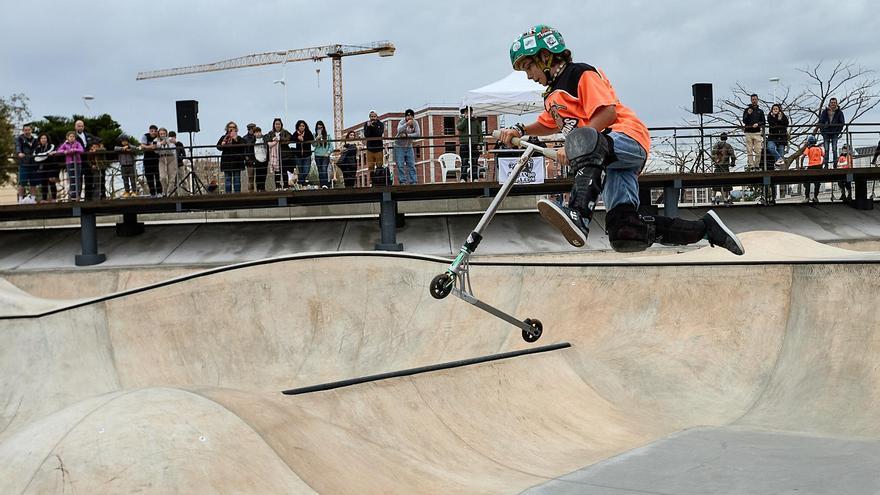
[{"x1": 4, "y1": 0, "x2": 879, "y2": 142}]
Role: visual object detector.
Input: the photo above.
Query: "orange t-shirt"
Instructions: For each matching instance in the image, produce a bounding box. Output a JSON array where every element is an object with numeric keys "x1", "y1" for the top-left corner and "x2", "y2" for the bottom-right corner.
[
  {"x1": 804, "y1": 146, "x2": 824, "y2": 167},
  {"x1": 837, "y1": 154, "x2": 852, "y2": 168},
  {"x1": 537, "y1": 63, "x2": 651, "y2": 155}
]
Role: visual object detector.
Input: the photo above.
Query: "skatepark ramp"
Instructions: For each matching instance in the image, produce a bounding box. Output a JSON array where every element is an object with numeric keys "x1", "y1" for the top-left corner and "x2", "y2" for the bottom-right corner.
[{"x1": 2, "y1": 231, "x2": 880, "y2": 493}]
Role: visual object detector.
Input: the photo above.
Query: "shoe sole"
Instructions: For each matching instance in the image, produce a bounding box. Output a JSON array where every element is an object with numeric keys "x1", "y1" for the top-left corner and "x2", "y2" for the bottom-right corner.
[
  {"x1": 537, "y1": 199, "x2": 587, "y2": 248},
  {"x1": 706, "y1": 210, "x2": 744, "y2": 255}
]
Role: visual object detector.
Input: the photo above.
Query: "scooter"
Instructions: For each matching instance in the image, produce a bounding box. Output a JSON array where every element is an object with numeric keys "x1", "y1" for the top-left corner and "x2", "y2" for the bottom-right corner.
[{"x1": 429, "y1": 130, "x2": 558, "y2": 343}]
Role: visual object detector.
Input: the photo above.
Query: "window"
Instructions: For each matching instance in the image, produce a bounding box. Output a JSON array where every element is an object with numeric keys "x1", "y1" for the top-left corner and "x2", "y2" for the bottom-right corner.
[
  {"x1": 445, "y1": 142, "x2": 457, "y2": 154},
  {"x1": 443, "y1": 117, "x2": 456, "y2": 136},
  {"x1": 478, "y1": 117, "x2": 488, "y2": 136}
]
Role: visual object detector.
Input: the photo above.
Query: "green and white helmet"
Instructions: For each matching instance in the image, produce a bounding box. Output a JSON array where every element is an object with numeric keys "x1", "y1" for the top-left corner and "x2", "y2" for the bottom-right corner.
[{"x1": 509, "y1": 25, "x2": 569, "y2": 70}]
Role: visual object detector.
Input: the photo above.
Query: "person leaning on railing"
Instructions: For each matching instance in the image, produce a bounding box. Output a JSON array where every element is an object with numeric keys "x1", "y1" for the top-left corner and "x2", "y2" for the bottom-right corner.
[
  {"x1": 337, "y1": 130, "x2": 360, "y2": 188},
  {"x1": 835, "y1": 144, "x2": 853, "y2": 202},
  {"x1": 800, "y1": 135, "x2": 825, "y2": 203}
]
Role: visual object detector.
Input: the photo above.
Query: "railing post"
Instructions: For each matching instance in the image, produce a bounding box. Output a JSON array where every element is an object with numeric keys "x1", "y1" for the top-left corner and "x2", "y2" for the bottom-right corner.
[
  {"x1": 375, "y1": 192, "x2": 403, "y2": 251},
  {"x1": 75, "y1": 211, "x2": 106, "y2": 266}
]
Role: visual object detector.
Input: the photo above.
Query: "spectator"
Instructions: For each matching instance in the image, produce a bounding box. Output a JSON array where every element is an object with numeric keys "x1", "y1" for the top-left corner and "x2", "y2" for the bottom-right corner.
[
  {"x1": 251, "y1": 126, "x2": 269, "y2": 192},
  {"x1": 141, "y1": 125, "x2": 162, "y2": 197},
  {"x1": 54, "y1": 131, "x2": 85, "y2": 201},
  {"x1": 155, "y1": 127, "x2": 179, "y2": 196},
  {"x1": 265, "y1": 118, "x2": 292, "y2": 190},
  {"x1": 170, "y1": 131, "x2": 188, "y2": 194},
  {"x1": 85, "y1": 141, "x2": 107, "y2": 201},
  {"x1": 241, "y1": 123, "x2": 256, "y2": 192},
  {"x1": 799, "y1": 135, "x2": 824, "y2": 203},
  {"x1": 216, "y1": 121, "x2": 245, "y2": 193},
  {"x1": 767, "y1": 104, "x2": 789, "y2": 166},
  {"x1": 817, "y1": 97, "x2": 845, "y2": 168},
  {"x1": 291, "y1": 120, "x2": 314, "y2": 187},
  {"x1": 73, "y1": 120, "x2": 102, "y2": 199},
  {"x1": 363, "y1": 110, "x2": 385, "y2": 185},
  {"x1": 836, "y1": 144, "x2": 853, "y2": 202},
  {"x1": 15, "y1": 124, "x2": 38, "y2": 203},
  {"x1": 114, "y1": 136, "x2": 138, "y2": 198},
  {"x1": 742, "y1": 94, "x2": 765, "y2": 170},
  {"x1": 394, "y1": 109, "x2": 420, "y2": 185},
  {"x1": 457, "y1": 107, "x2": 483, "y2": 181},
  {"x1": 711, "y1": 132, "x2": 735, "y2": 205},
  {"x1": 33, "y1": 133, "x2": 56, "y2": 201},
  {"x1": 313, "y1": 120, "x2": 332, "y2": 188},
  {"x1": 337, "y1": 130, "x2": 360, "y2": 188}
]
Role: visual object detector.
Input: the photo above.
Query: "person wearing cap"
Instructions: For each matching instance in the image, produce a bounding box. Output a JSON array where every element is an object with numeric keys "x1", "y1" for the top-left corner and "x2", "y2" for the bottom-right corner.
[
  {"x1": 242, "y1": 123, "x2": 257, "y2": 192},
  {"x1": 498, "y1": 24, "x2": 744, "y2": 255},
  {"x1": 394, "y1": 109, "x2": 421, "y2": 185},
  {"x1": 711, "y1": 132, "x2": 736, "y2": 205},
  {"x1": 457, "y1": 107, "x2": 483, "y2": 181}
]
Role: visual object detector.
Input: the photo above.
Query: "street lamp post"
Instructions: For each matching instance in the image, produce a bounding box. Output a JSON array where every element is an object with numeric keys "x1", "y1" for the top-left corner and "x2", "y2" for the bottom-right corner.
[
  {"x1": 82, "y1": 95, "x2": 95, "y2": 111},
  {"x1": 769, "y1": 77, "x2": 780, "y2": 104}
]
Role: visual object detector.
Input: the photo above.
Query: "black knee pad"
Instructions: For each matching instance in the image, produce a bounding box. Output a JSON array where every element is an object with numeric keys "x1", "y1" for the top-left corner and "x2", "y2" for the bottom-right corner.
[
  {"x1": 565, "y1": 127, "x2": 613, "y2": 172},
  {"x1": 605, "y1": 203, "x2": 656, "y2": 253}
]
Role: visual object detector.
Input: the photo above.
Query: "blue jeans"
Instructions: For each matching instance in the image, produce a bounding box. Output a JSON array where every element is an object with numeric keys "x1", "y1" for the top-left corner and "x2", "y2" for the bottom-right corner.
[
  {"x1": 602, "y1": 132, "x2": 647, "y2": 211},
  {"x1": 224, "y1": 170, "x2": 241, "y2": 193},
  {"x1": 295, "y1": 156, "x2": 311, "y2": 185},
  {"x1": 394, "y1": 146, "x2": 417, "y2": 184},
  {"x1": 314, "y1": 155, "x2": 330, "y2": 187},
  {"x1": 766, "y1": 140, "x2": 786, "y2": 163},
  {"x1": 822, "y1": 135, "x2": 839, "y2": 167}
]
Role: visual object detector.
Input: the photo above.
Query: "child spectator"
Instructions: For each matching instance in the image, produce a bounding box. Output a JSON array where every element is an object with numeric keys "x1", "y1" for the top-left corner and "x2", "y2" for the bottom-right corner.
[
  {"x1": 86, "y1": 141, "x2": 107, "y2": 201},
  {"x1": 313, "y1": 120, "x2": 332, "y2": 188},
  {"x1": 154, "y1": 127, "x2": 178, "y2": 196},
  {"x1": 33, "y1": 133, "x2": 55, "y2": 202},
  {"x1": 54, "y1": 131, "x2": 85, "y2": 201},
  {"x1": 800, "y1": 136, "x2": 825, "y2": 203},
  {"x1": 115, "y1": 136, "x2": 138, "y2": 197},
  {"x1": 252, "y1": 126, "x2": 269, "y2": 191},
  {"x1": 836, "y1": 144, "x2": 853, "y2": 202}
]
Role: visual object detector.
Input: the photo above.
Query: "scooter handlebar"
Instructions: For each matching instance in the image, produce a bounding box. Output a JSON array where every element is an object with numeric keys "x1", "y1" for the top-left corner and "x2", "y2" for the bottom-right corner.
[{"x1": 492, "y1": 130, "x2": 558, "y2": 161}]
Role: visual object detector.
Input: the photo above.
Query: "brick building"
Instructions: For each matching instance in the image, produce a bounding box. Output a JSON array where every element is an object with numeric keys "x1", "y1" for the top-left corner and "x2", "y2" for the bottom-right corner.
[{"x1": 342, "y1": 106, "x2": 501, "y2": 184}]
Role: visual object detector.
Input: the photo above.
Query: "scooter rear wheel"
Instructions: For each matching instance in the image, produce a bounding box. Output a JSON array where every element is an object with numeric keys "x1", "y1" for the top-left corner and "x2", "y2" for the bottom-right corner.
[
  {"x1": 522, "y1": 318, "x2": 543, "y2": 343},
  {"x1": 430, "y1": 273, "x2": 454, "y2": 299}
]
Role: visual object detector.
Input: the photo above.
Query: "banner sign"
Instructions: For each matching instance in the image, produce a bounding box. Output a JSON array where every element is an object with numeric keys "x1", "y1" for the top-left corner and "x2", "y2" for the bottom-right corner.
[{"x1": 497, "y1": 156, "x2": 545, "y2": 184}]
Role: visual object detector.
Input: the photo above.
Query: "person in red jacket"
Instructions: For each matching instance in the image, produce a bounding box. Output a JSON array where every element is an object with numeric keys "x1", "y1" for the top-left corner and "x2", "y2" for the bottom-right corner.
[{"x1": 499, "y1": 25, "x2": 743, "y2": 255}]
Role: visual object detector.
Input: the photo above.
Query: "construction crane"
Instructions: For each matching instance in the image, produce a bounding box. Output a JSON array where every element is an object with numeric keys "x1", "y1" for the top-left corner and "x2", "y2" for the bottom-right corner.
[{"x1": 136, "y1": 41, "x2": 396, "y2": 139}]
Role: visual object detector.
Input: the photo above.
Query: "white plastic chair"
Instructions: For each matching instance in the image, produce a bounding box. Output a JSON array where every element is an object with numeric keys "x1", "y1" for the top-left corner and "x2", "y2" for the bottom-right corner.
[{"x1": 437, "y1": 153, "x2": 462, "y2": 182}]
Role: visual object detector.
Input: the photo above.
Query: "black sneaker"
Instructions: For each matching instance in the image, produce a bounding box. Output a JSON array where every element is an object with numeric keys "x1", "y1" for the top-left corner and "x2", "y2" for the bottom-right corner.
[
  {"x1": 702, "y1": 210, "x2": 744, "y2": 255},
  {"x1": 537, "y1": 199, "x2": 589, "y2": 247}
]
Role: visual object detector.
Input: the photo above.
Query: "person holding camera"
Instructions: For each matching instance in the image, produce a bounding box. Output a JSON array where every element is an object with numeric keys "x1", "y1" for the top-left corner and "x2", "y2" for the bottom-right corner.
[
  {"x1": 394, "y1": 109, "x2": 420, "y2": 185},
  {"x1": 363, "y1": 111, "x2": 385, "y2": 185},
  {"x1": 216, "y1": 121, "x2": 245, "y2": 193}
]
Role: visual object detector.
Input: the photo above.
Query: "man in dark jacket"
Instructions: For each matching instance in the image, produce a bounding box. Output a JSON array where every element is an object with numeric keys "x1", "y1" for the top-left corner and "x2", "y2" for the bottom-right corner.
[
  {"x1": 817, "y1": 97, "x2": 845, "y2": 168},
  {"x1": 363, "y1": 111, "x2": 385, "y2": 185},
  {"x1": 742, "y1": 94, "x2": 765, "y2": 170},
  {"x1": 711, "y1": 132, "x2": 735, "y2": 204},
  {"x1": 242, "y1": 123, "x2": 256, "y2": 191},
  {"x1": 74, "y1": 120, "x2": 102, "y2": 198},
  {"x1": 15, "y1": 124, "x2": 38, "y2": 201}
]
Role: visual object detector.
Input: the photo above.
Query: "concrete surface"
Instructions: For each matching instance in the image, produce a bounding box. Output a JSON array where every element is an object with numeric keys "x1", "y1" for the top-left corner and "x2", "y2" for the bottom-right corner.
[
  {"x1": 2, "y1": 232, "x2": 880, "y2": 493},
  {"x1": 525, "y1": 427, "x2": 880, "y2": 495},
  {"x1": 2, "y1": 203, "x2": 880, "y2": 272}
]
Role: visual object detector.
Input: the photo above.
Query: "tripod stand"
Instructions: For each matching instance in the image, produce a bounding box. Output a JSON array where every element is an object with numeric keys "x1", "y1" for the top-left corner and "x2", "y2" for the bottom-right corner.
[{"x1": 168, "y1": 131, "x2": 206, "y2": 196}]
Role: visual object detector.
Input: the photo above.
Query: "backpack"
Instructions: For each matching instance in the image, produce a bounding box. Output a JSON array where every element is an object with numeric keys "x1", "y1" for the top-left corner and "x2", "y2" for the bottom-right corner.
[{"x1": 371, "y1": 165, "x2": 391, "y2": 186}]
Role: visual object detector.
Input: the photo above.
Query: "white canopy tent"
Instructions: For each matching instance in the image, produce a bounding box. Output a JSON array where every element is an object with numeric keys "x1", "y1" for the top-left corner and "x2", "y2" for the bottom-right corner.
[
  {"x1": 462, "y1": 71, "x2": 545, "y2": 115},
  {"x1": 458, "y1": 72, "x2": 545, "y2": 180}
]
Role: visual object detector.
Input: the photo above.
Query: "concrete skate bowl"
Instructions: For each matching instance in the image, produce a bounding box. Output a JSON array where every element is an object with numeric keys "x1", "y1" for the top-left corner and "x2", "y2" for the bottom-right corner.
[{"x1": 2, "y1": 231, "x2": 880, "y2": 494}]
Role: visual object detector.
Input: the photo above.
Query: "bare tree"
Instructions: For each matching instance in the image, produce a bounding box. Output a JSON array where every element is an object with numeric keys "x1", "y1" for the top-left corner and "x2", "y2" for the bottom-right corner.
[{"x1": 702, "y1": 61, "x2": 879, "y2": 168}]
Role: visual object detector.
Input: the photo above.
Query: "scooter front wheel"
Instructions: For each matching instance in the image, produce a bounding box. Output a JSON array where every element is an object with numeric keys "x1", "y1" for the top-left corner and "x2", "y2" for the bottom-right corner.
[{"x1": 430, "y1": 273, "x2": 454, "y2": 299}]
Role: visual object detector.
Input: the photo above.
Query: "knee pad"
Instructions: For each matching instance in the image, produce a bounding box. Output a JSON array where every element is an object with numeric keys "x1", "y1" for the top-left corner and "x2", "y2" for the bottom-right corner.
[
  {"x1": 565, "y1": 127, "x2": 613, "y2": 173},
  {"x1": 605, "y1": 203, "x2": 656, "y2": 253}
]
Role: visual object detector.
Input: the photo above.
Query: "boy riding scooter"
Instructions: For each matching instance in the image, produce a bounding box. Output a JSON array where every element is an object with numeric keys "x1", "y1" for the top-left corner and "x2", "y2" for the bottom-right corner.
[{"x1": 498, "y1": 25, "x2": 744, "y2": 255}]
